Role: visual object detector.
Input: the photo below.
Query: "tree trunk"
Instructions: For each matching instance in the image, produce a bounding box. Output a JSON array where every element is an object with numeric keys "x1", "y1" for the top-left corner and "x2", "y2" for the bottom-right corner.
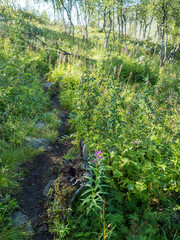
[
  {"x1": 69, "y1": 20, "x2": 72, "y2": 36},
  {"x1": 103, "y1": 8, "x2": 106, "y2": 45},
  {"x1": 84, "y1": 0, "x2": 88, "y2": 42},
  {"x1": 113, "y1": 8, "x2": 115, "y2": 45},
  {"x1": 75, "y1": 1, "x2": 81, "y2": 26},
  {"x1": 98, "y1": 9, "x2": 100, "y2": 30},
  {"x1": 129, "y1": 19, "x2": 132, "y2": 36},
  {"x1": 61, "y1": 0, "x2": 74, "y2": 39},
  {"x1": 121, "y1": 7, "x2": 124, "y2": 36},
  {"x1": 148, "y1": 21, "x2": 152, "y2": 38},
  {"x1": 52, "y1": 0, "x2": 56, "y2": 23},
  {"x1": 104, "y1": 9, "x2": 112, "y2": 48},
  {"x1": 160, "y1": 1, "x2": 166, "y2": 66},
  {"x1": 60, "y1": 11, "x2": 66, "y2": 33},
  {"x1": 164, "y1": 16, "x2": 168, "y2": 61},
  {"x1": 143, "y1": 23, "x2": 147, "y2": 40},
  {"x1": 153, "y1": 25, "x2": 160, "y2": 57},
  {"x1": 124, "y1": 15, "x2": 128, "y2": 52},
  {"x1": 139, "y1": 20, "x2": 142, "y2": 37},
  {"x1": 135, "y1": 8, "x2": 138, "y2": 40},
  {"x1": 103, "y1": 8, "x2": 107, "y2": 47},
  {"x1": 72, "y1": 21, "x2": 74, "y2": 39},
  {"x1": 117, "y1": 15, "x2": 121, "y2": 39}
]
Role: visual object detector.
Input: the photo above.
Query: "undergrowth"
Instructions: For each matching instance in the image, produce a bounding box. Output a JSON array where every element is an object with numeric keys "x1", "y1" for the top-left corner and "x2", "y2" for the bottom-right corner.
[
  {"x1": 0, "y1": 6, "x2": 60, "y2": 238},
  {"x1": 47, "y1": 30, "x2": 179, "y2": 240},
  {"x1": 0, "y1": 5, "x2": 179, "y2": 240}
]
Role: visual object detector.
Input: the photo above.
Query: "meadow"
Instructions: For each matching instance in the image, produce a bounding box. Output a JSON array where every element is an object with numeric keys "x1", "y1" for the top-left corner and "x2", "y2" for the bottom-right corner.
[{"x1": 0, "y1": 5, "x2": 179, "y2": 240}]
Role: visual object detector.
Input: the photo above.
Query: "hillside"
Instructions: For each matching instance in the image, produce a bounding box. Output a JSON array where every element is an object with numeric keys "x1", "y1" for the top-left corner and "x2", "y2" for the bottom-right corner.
[{"x1": 0, "y1": 4, "x2": 180, "y2": 240}]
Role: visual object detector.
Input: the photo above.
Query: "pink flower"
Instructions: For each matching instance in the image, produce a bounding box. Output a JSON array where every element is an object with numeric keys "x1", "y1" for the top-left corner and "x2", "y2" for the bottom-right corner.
[
  {"x1": 156, "y1": 89, "x2": 158, "y2": 93},
  {"x1": 94, "y1": 150, "x2": 98, "y2": 156},
  {"x1": 93, "y1": 149, "x2": 103, "y2": 166},
  {"x1": 94, "y1": 150, "x2": 102, "y2": 157}
]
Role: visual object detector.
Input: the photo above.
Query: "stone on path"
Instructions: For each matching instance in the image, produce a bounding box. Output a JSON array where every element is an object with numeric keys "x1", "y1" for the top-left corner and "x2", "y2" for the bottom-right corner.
[
  {"x1": 44, "y1": 82, "x2": 55, "y2": 90},
  {"x1": 11, "y1": 211, "x2": 34, "y2": 234},
  {"x1": 35, "y1": 121, "x2": 46, "y2": 129},
  {"x1": 25, "y1": 137, "x2": 52, "y2": 151},
  {"x1": 43, "y1": 179, "x2": 56, "y2": 197},
  {"x1": 83, "y1": 144, "x2": 88, "y2": 161}
]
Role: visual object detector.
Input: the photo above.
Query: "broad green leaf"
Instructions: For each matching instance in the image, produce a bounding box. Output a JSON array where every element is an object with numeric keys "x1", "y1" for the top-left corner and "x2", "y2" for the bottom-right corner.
[
  {"x1": 136, "y1": 182, "x2": 146, "y2": 192},
  {"x1": 128, "y1": 184, "x2": 134, "y2": 191}
]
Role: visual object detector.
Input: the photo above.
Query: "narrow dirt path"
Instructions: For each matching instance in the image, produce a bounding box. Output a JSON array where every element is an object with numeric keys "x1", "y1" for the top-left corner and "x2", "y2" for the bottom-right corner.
[{"x1": 19, "y1": 92, "x2": 72, "y2": 239}]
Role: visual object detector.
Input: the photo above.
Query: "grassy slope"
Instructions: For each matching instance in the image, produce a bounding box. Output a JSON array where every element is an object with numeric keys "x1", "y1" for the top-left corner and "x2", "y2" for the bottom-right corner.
[
  {"x1": 0, "y1": 8, "x2": 61, "y2": 239},
  {"x1": 0, "y1": 7, "x2": 179, "y2": 240},
  {"x1": 46, "y1": 18, "x2": 180, "y2": 240}
]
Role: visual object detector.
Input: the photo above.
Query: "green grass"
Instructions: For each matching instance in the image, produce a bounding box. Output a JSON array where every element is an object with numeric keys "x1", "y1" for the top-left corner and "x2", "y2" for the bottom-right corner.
[
  {"x1": 46, "y1": 23, "x2": 179, "y2": 240},
  {"x1": 0, "y1": 7, "x2": 62, "y2": 239},
  {"x1": 0, "y1": 6, "x2": 179, "y2": 240}
]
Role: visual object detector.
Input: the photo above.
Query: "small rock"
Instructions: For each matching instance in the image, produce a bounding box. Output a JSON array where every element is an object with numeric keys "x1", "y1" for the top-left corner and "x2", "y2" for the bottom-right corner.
[
  {"x1": 11, "y1": 211, "x2": 34, "y2": 234},
  {"x1": 11, "y1": 211, "x2": 28, "y2": 225},
  {"x1": 43, "y1": 179, "x2": 56, "y2": 197},
  {"x1": 44, "y1": 82, "x2": 55, "y2": 89},
  {"x1": 36, "y1": 121, "x2": 45, "y2": 129},
  {"x1": 25, "y1": 137, "x2": 52, "y2": 151},
  {"x1": 83, "y1": 144, "x2": 88, "y2": 161}
]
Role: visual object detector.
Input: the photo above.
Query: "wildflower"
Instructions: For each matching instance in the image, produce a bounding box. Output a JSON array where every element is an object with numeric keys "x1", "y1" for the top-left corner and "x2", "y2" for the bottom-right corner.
[
  {"x1": 168, "y1": 96, "x2": 172, "y2": 100},
  {"x1": 156, "y1": 89, "x2": 158, "y2": 93},
  {"x1": 95, "y1": 150, "x2": 102, "y2": 157},
  {"x1": 93, "y1": 149, "x2": 102, "y2": 166}
]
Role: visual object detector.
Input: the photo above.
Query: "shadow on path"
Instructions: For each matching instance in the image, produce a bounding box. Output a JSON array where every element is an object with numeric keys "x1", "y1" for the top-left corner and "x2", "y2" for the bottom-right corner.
[{"x1": 19, "y1": 92, "x2": 72, "y2": 239}]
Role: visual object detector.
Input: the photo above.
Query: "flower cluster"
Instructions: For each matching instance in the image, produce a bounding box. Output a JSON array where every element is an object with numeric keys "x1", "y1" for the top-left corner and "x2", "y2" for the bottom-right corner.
[{"x1": 93, "y1": 150, "x2": 102, "y2": 166}]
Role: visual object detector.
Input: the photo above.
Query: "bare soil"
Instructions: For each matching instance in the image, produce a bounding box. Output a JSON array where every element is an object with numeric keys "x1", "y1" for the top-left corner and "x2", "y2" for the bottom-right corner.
[{"x1": 19, "y1": 93, "x2": 72, "y2": 239}]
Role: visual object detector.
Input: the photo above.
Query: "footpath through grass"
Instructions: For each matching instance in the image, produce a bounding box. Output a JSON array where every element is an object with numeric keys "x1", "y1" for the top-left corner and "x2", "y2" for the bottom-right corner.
[{"x1": 0, "y1": 6, "x2": 179, "y2": 240}]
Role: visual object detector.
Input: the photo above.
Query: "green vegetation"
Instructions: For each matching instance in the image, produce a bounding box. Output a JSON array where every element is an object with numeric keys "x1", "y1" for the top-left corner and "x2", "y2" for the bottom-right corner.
[
  {"x1": 0, "y1": 6, "x2": 60, "y2": 239},
  {"x1": 47, "y1": 38, "x2": 179, "y2": 239},
  {"x1": 0, "y1": 2, "x2": 179, "y2": 240}
]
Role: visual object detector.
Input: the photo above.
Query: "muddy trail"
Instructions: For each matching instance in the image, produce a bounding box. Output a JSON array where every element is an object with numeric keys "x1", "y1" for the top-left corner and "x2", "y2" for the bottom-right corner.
[{"x1": 19, "y1": 93, "x2": 72, "y2": 239}]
